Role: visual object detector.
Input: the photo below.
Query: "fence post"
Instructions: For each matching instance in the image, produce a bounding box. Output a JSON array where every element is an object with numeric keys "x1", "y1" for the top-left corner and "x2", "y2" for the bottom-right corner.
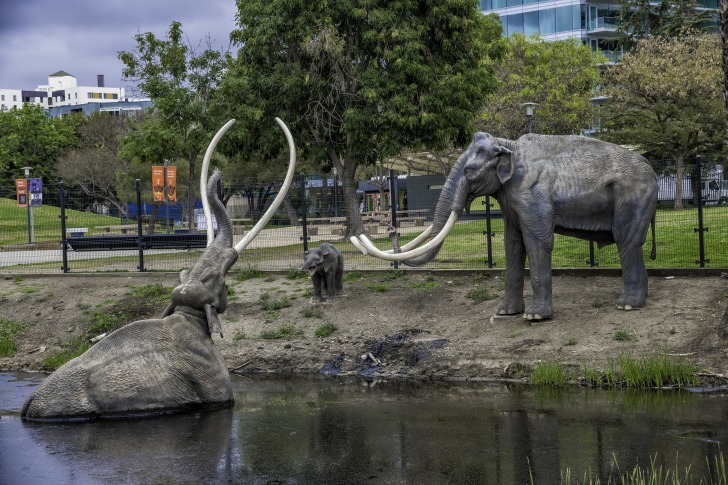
[
  {"x1": 693, "y1": 155, "x2": 708, "y2": 267},
  {"x1": 299, "y1": 172, "x2": 309, "y2": 252},
  {"x1": 586, "y1": 241, "x2": 597, "y2": 267},
  {"x1": 389, "y1": 169, "x2": 399, "y2": 269},
  {"x1": 482, "y1": 197, "x2": 495, "y2": 268},
  {"x1": 59, "y1": 181, "x2": 69, "y2": 273},
  {"x1": 136, "y1": 179, "x2": 145, "y2": 272}
]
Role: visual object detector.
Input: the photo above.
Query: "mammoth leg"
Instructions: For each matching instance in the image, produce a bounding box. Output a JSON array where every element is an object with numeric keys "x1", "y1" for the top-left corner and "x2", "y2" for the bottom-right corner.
[
  {"x1": 614, "y1": 203, "x2": 651, "y2": 309},
  {"x1": 311, "y1": 274, "x2": 325, "y2": 302},
  {"x1": 325, "y1": 267, "x2": 337, "y2": 300},
  {"x1": 522, "y1": 229, "x2": 554, "y2": 320},
  {"x1": 498, "y1": 220, "x2": 526, "y2": 316},
  {"x1": 335, "y1": 255, "x2": 344, "y2": 295}
]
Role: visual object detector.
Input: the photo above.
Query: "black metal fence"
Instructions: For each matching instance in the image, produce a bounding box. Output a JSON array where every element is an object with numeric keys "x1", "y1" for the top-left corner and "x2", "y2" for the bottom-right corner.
[{"x1": 0, "y1": 169, "x2": 726, "y2": 274}]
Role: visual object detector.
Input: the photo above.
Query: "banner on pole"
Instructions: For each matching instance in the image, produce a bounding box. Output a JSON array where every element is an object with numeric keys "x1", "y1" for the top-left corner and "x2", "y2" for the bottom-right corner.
[
  {"x1": 166, "y1": 166, "x2": 177, "y2": 202},
  {"x1": 152, "y1": 166, "x2": 165, "y2": 202},
  {"x1": 29, "y1": 178, "x2": 42, "y2": 207},
  {"x1": 15, "y1": 179, "x2": 27, "y2": 207}
]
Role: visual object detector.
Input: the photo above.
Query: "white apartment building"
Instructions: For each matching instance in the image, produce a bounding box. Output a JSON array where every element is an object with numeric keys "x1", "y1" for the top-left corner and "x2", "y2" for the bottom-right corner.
[
  {"x1": 1, "y1": 71, "x2": 151, "y2": 117},
  {"x1": 478, "y1": 0, "x2": 718, "y2": 61}
]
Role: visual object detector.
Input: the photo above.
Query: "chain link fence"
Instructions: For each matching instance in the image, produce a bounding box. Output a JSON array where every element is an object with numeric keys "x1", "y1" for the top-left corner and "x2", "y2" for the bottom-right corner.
[{"x1": 1, "y1": 171, "x2": 726, "y2": 274}]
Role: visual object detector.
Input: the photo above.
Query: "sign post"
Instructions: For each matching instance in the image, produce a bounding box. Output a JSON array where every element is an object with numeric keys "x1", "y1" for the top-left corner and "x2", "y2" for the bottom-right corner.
[{"x1": 19, "y1": 167, "x2": 35, "y2": 243}]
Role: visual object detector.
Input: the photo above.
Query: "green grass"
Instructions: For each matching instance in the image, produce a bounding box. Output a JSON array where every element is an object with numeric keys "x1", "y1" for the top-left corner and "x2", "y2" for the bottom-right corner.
[
  {"x1": 552, "y1": 452, "x2": 727, "y2": 485},
  {"x1": 129, "y1": 283, "x2": 173, "y2": 299},
  {"x1": 42, "y1": 336, "x2": 93, "y2": 370},
  {"x1": 466, "y1": 285, "x2": 497, "y2": 303},
  {"x1": 367, "y1": 283, "x2": 390, "y2": 293},
  {"x1": 259, "y1": 292, "x2": 292, "y2": 311},
  {"x1": 300, "y1": 307, "x2": 324, "y2": 318},
  {"x1": 232, "y1": 329, "x2": 247, "y2": 341},
  {"x1": 286, "y1": 266, "x2": 309, "y2": 280},
  {"x1": 236, "y1": 265, "x2": 265, "y2": 281},
  {"x1": 576, "y1": 353, "x2": 700, "y2": 388},
  {"x1": 614, "y1": 330, "x2": 636, "y2": 341},
  {"x1": 315, "y1": 322, "x2": 338, "y2": 337},
  {"x1": 261, "y1": 324, "x2": 304, "y2": 340},
  {"x1": 531, "y1": 361, "x2": 567, "y2": 386},
  {"x1": 0, "y1": 317, "x2": 24, "y2": 357},
  {"x1": 89, "y1": 311, "x2": 129, "y2": 334}
]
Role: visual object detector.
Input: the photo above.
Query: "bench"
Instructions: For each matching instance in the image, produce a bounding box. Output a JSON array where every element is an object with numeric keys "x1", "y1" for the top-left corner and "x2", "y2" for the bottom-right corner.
[
  {"x1": 97, "y1": 224, "x2": 138, "y2": 234},
  {"x1": 67, "y1": 233, "x2": 208, "y2": 251},
  {"x1": 66, "y1": 227, "x2": 88, "y2": 237}
]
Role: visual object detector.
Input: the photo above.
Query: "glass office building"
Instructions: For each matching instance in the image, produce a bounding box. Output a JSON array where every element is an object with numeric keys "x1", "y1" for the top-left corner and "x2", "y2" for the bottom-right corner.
[{"x1": 479, "y1": 0, "x2": 719, "y2": 62}]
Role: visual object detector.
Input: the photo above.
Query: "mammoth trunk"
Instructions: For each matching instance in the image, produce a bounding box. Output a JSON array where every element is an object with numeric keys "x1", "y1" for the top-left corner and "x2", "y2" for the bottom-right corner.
[{"x1": 400, "y1": 162, "x2": 468, "y2": 267}]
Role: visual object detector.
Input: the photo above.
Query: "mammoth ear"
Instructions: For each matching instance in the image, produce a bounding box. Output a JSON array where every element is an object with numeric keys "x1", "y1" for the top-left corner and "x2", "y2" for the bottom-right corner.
[
  {"x1": 323, "y1": 253, "x2": 335, "y2": 272},
  {"x1": 494, "y1": 147, "x2": 514, "y2": 184}
]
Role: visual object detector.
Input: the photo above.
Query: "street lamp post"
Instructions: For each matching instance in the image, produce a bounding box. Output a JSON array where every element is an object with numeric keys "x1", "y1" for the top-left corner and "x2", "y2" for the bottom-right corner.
[{"x1": 522, "y1": 102, "x2": 538, "y2": 134}]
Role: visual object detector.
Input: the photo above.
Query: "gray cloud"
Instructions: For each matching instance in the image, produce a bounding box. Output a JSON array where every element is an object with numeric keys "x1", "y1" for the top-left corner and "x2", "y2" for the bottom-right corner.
[{"x1": 0, "y1": 0, "x2": 237, "y2": 90}]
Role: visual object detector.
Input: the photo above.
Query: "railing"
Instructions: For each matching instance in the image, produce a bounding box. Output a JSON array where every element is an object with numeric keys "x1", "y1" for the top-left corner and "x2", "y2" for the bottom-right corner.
[{"x1": 1, "y1": 168, "x2": 727, "y2": 274}]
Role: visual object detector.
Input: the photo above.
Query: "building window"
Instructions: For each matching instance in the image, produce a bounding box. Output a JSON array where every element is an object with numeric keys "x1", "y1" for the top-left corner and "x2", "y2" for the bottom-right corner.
[
  {"x1": 1, "y1": 95, "x2": 4, "y2": 101},
  {"x1": 524, "y1": 11, "x2": 539, "y2": 35},
  {"x1": 506, "y1": 13, "x2": 524, "y2": 36},
  {"x1": 555, "y1": 6, "x2": 573, "y2": 32},
  {"x1": 539, "y1": 9, "x2": 555, "y2": 34},
  {"x1": 13, "y1": 95, "x2": 17, "y2": 101}
]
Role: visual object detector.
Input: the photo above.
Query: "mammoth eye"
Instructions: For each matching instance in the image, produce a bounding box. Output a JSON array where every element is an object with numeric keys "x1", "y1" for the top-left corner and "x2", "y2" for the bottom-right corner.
[{"x1": 464, "y1": 166, "x2": 476, "y2": 178}]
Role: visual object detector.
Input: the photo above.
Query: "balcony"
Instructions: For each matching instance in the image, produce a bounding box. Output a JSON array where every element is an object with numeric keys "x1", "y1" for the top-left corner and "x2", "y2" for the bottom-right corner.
[{"x1": 588, "y1": 16, "x2": 618, "y2": 33}]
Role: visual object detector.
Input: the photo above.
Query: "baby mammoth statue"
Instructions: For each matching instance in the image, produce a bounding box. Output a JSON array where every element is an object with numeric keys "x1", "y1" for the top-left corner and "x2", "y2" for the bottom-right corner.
[{"x1": 300, "y1": 243, "x2": 344, "y2": 302}]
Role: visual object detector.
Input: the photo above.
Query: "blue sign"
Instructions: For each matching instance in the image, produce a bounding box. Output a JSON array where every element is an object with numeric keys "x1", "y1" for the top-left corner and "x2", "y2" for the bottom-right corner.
[{"x1": 29, "y1": 178, "x2": 42, "y2": 207}]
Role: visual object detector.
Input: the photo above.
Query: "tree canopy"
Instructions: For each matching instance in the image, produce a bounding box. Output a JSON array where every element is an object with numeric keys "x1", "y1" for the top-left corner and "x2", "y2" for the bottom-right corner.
[
  {"x1": 617, "y1": 0, "x2": 717, "y2": 46},
  {"x1": 223, "y1": 0, "x2": 501, "y2": 236},
  {"x1": 477, "y1": 34, "x2": 604, "y2": 139},
  {"x1": 0, "y1": 104, "x2": 80, "y2": 190},
  {"x1": 118, "y1": 21, "x2": 228, "y2": 228},
  {"x1": 599, "y1": 33, "x2": 726, "y2": 209}
]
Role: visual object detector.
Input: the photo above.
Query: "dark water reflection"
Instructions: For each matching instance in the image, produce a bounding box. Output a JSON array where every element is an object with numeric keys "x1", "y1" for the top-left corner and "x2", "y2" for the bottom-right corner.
[{"x1": 2, "y1": 372, "x2": 727, "y2": 484}]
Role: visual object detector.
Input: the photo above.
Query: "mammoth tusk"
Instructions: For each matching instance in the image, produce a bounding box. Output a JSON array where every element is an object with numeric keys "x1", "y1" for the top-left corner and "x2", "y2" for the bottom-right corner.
[
  {"x1": 200, "y1": 119, "x2": 237, "y2": 247},
  {"x1": 348, "y1": 223, "x2": 433, "y2": 256},
  {"x1": 352, "y1": 211, "x2": 458, "y2": 261},
  {"x1": 234, "y1": 117, "x2": 297, "y2": 253}
]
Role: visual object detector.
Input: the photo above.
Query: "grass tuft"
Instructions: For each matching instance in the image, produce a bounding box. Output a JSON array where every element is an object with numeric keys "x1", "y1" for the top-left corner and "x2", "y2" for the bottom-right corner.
[
  {"x1": 129, "y1": 283, "x2": 172, "y2": 299},
  {"x1": 42, "y1": 336, "x2": 93, "y2": 370},
  {"x1": 261, "y1": 324, "x2": 304, "y2": 340},
  {"x1": 259, "y1": 292, "x2": 292, "y2": 311},
  {"x1": 236, "y1": 265, "x2": 264, "y2": 281},
  {"x1": 531, "y1": 361, "x2": 566, "y2": 386},
  {"x1": 315, "y1": 322, "x2": 338, "y2": 337},
  {"x1": 0, "y1": 317, "x2": 24, "y2": 357}
]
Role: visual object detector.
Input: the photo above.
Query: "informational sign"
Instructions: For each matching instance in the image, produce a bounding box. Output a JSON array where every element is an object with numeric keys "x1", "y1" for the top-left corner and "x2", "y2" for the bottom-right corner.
[
  {"x1": 152, "y1": 165, "x2": 177, "y2": 202},
  {"x1": 15, "y1": 179, "x2": 27, "y2": 207},
  {"x1": 166, "y1": 165, "x2": 177, "y2": 202},
  {"x1": 152, "y1": 166, "x2": 165, "y2": 202},
  {"x1": 29, "y1": 178, "x2": 42, "y2": 207}
]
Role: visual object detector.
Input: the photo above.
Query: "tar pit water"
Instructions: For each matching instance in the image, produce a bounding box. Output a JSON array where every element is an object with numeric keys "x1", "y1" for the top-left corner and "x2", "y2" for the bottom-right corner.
[{"x1": 2, "y1": 372, "x2": 727, "y2": 484}]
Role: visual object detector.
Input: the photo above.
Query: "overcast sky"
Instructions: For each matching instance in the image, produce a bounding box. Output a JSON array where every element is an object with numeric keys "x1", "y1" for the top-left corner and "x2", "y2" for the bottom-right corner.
[{"x1": 0, "y1": 0, "x2": 238, "y2": 91}]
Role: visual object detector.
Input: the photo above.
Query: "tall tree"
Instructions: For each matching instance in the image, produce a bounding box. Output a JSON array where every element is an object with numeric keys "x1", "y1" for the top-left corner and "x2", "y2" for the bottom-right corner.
[
  {"x1": 477, "y1": 34, "x2": 604, "y2": 139},
  {"x1": 0, "y1": 104, "x2": 80, "y2": 189},
  {"x1": 617, "y1": 0, "x2": 716, "y2": 46},
  {"x1": 223, "y1": 0, "x2": 501, "y2": 237},
  {"x1": 599, "y1": 33, "x2": 726, "y2": 209},
  {"x1": 721, "y1": 0, "x2": 728, "y2": 161},
  {"x1": 118, "y1": 21, "x2": 228, "y2": 228},
  {"x1": 55, "y1": 113, "x2": 132, "y2": 217}
]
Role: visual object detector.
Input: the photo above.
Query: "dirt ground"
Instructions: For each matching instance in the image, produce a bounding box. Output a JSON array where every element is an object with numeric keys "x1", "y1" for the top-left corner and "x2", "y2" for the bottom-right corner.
[{"x1": 1, "y1": 270, "x2": 727, "y2": 385}]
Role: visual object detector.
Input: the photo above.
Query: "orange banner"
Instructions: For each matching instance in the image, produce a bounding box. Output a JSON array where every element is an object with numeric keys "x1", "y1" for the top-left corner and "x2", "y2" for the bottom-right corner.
[
  {"x1": 152, "y1": 166, "x2": 165, "y2": 202},
  {"x1": 166, "y1": 165, "x2": 177, "y2": 202},
  {"x1": 16, "y1": 179, "x2": 27, "y2": 207}
]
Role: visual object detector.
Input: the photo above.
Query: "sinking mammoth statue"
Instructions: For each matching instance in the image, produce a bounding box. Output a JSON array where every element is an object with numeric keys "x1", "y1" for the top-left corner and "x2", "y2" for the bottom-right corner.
[
  {"x1": 22, "y1": 118, "x2": 297, "y2": 421},
  {"x1": 352, "y1": 133, "x2": 658, "y2": 321}
]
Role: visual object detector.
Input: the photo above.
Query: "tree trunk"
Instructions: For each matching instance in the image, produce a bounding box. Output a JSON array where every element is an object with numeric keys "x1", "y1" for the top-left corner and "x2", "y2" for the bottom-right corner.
[
  {"x1": 674, "y1": 154, "x2": 685, "y2": 210},
  {"x1": 320, "y1": 173, "x2": 329, "y2": 218},
  {"x1": 337, "y1": 153, "x2": 365, "y2": 238},
  {"x1": 282, "y1": 197, "x2": 300, "y2": 226},
  {"x1": 721, "y1": 0, "x2": 728, "y2": 162}
]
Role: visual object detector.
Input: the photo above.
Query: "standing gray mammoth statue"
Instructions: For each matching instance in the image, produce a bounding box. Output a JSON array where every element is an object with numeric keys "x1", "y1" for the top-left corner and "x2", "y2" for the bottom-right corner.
[
  {"x1": 352, "y1": 133, "x2": 658, "y2": 321},
  {"x1": 300, "y1": 243, "x2": 344, "y2": 302},
  {"x1": 21, "y1": 118, "x2": 297, "y2": 421}
]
